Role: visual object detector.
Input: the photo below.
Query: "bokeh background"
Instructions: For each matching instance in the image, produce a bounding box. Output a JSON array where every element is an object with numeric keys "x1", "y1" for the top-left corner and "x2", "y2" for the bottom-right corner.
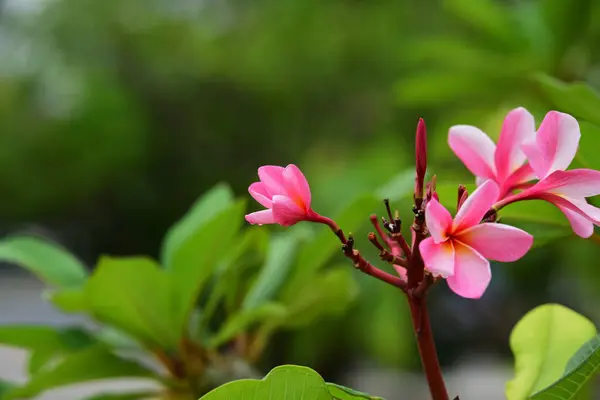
[{"x1": 1, "y1": 0, "x2": 600, "y2": 398}]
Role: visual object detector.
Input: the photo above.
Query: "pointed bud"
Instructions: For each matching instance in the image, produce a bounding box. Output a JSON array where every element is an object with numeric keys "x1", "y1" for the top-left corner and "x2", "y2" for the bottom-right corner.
[
  {"x1": 414, "y1": 118, "x2": 427, "y2": 203},
  {"x1": 457, "y1": 184, "x2": 468, "y2": 211}
]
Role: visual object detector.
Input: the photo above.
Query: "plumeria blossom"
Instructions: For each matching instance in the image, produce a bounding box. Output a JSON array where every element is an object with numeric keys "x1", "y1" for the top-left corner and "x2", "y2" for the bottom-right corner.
[
  {"x1": 495, "y1": 111, "x2": 600, "y2": 238},
  {"x1": 449, "y1": 107, "x2": 536, "y2": 199},
  {"x1": 420, "y1": 180, "x2": 533, "y2": 299},
  {"x1": 246, "y1": 164, "x2": 321, "y2": 227}
]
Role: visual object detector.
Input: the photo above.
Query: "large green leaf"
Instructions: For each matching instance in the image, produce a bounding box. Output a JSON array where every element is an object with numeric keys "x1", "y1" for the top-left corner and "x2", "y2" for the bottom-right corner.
[
  {"x1": 243, "y1": 232, "x2": 300, "y2": 311},
  {"x1": 47, "y1": 287, "x2": 89, "y2": 313},
  {"x1": 4, "y1": 346, "x2": 156, "y2": 399},
  {"x1": 506, "y1": 304, "x2": 597, "y2": 400},
  {"x1": 530, "y1": 334, "x2": 600, "y2": 399},
  {"x1": 84, "y1": 256, "x2": 179, "y2": 349},
  {"x1": 168, "y1": 198, "x2": 247, "y2": 334},
  {"x1": 200, "y1": 365, "x2": 332, "y2": 400},
  {"x1": 161, "y1": 183, "x2": 234, "y2": 266},
  {"x1": 326, "y1": 383, "x2": 385, "y2": 400},
  {"x1": 539, "y1": 0, "x2": 592, "y2": 60},
  {"x1": 536, "y1": 74, "x2": 600, "y2": 126},
  {"x1": 281, "y1": 267, "x2": 359, "y2": 329},
  {"x1": 574, "y1": 121, "x2": 600, "y2": 170},
  {"x1": 208, "y1": 303, "x2": 287, "y2": 348},
  {"x1": 0, "y1": 236, "x2": 87, "y2": 288}
]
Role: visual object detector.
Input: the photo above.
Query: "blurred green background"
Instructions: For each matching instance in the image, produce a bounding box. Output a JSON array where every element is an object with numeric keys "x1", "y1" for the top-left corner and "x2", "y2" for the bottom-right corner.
[{"x1": 1, "y1": 0, "x2": 600, "y2": 397}]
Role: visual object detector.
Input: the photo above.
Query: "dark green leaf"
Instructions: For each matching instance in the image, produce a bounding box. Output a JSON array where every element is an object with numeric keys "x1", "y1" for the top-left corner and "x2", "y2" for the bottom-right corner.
[
  {"x1": 506, "y1": 304, "x2": 597, "y2": 400},
  {"x1": 208, "y1": 303, "x2": 287, "y2": 348},
  {"x1": 4, "y1": 346, "x2": 156, "y2": 399},
  {"x1": 243, "y1": 232, "x2": 300, "y2": 311},
  {"x1": 200, "y1": 365, "x2": 332, "y2": 400},
  {"x1": 0, "y1": 236, "x2": 87, "y2": 288},
  {"x1": 0, "y1": 380, "x2": 15, "y2": 397},
  {"x1": 326, "y1": 383, "x2": 385, "y2": 399},
  {"x1": 574, "y1": 121, "x2": 600, "y2": 170},
  {"x1": 442, "y1": 0, "x2": 515, "y2": 44},
  {"x1": 539, "y1": 0, "x2": 592, "y2": 60},
  {"x1": 529, "y1": 334, "x2": 600, "y2": 399},
  {"x1": 85, "y1": 256, "x2": 179, "y2": 349}
]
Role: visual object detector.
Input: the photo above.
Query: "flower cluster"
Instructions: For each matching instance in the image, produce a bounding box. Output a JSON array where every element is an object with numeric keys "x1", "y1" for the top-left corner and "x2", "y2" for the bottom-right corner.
[{"x1": 245, "y1": 108, "x2": 599, "y2": 299}]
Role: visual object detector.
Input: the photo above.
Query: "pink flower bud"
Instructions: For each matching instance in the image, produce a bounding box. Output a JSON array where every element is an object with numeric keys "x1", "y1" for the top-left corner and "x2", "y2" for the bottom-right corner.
[{"x1": 415, "y1": 118, "x2": 428, "y2": 201}]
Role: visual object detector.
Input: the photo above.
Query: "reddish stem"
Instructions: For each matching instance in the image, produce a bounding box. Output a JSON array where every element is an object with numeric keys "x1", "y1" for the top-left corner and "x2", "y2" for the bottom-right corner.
[{"x1": 408, "y1": 296, "x2": 449, "y2": 400}]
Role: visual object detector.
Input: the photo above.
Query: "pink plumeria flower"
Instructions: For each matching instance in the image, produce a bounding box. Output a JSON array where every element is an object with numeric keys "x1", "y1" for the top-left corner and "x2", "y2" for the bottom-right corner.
[
  {"x1": 449, "y1": 107, "x2": 536, "y2": 199},
  {"x1": 246, "y1": 164, "x2": 321, "y2": 227},
  {"x1": 497, "y1": 111, "x2": 600, "y2": 238},
  {"x1": 420, "y1": 180, "x2": 533, "y2": 299},
  {"x1": 391, "y1": 242, "x2": 407, "y2": 281}
]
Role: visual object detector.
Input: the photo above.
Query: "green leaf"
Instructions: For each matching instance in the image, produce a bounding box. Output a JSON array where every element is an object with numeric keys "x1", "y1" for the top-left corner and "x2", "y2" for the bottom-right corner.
[
  {"x1": 161, "y1": 182, "x2": 234, "y2": 266},
  {"x1": 200, "y1": 365, "x2": 332, "y2": 400},
  {"x1": 539, "y1": 0, "x2": 592, "y2": 60},
  {"x1": 506, "y1": 304, "x2": 597, "y2": 400},
  {"x1": 375, "y1": 169, "x2": 416, "y2": 201},
  {"x1": 4, "y1": 346, "x2": 156, "y2": 399},
  {"x1": 85, "y1": 256, "x2": 179, "y2": 349},
  {"x1": 84, "y1": 393, "x2": 158, "y2": 400},
  {"x1": 443, "y1": 0, "x2": 515, "y2": 44},
  {"x1": 243, "y1": 232, "x2": 300, "y2": 311},
  {"x1": 47, "y1": 287, "x2": 89, "y2": 313},
  {"x1": 168, "y1": 198, "x2": 247, "y2": 334},
  {"x1": 208, "y1": 303, "x2": 288, "y2": 348},
  {"x1": 530, "y1": 333, "x2": 600, "y2": 399},
  {"x1": 0, "y1": 380, "x2": 15, "y2": 397},
  {"x1": 326, "y1": 383, "x2": 385, "y2": 399},
  {"x1": 536, "y1": 74, "x2": 600, "y2": 126},
  {"x1": 0, "y1": 236, "x2": 87, "y2": 288},
  {"x1": 0, "y1": 325, "x2": 61, "y2": 349},
  {"x1": 574, "y1": 121, "x2": 600, "y2": 170},
  {"x1": 282, "y1": 267, "x2": 359, "y2": 329}
]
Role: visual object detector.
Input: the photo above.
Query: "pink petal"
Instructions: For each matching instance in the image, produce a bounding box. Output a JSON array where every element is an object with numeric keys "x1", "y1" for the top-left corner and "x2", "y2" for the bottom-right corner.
[
  {"x1": 282, "y1": 164, "x2": 312, "y2": 210},
  {"x1": 494, "y1": 108, "x2": 536, "y2": 182},
  {"x1": 456, "y1": 223, "x2": 533, "y2": 262},
  {"x1": 502, "y1": 163, "x2": 536, "y2": 192},
  {"x1": 533, "y1": 169, "x2": 600, "y2": 198},
  {"x1": 522, "y1": 111, "x2": 580, "y2": 179},
  {"x1": 447, "y1": 242, "x2": 491, "y2": 299},
  {"x1": 271, "y1": 195, "x2": 308, "y2": 226},
  {"x1": 248, "y1": 182, "x2": 272, "y2": 208},
  {"x1": 448, "y1": 125, "x2": 497, "y2": 180},
  {"x1": 425, "y1": 198, "x2": 452, "y2": 243},
  {"x1": 557, "y1": 204, "x2": 595, "y2": 238},
  {"x1": 257, "y1": 166, "x2": 287, "y2": 197},
  {"x1": 452, "y1": 180, "x2": 499, "y2": 232},
  {"x1": 419, "y1": 237, "x2": 455, "y2": 277},
  {"x1": 245, "y1": 209, "x2": 275, "y2": 225},
  {"x1": 393, "y1": 264, "x2": 408, "y2": 281},
  {"x1": 540, "y1": 194, "x2": 600, "y2": 224}
]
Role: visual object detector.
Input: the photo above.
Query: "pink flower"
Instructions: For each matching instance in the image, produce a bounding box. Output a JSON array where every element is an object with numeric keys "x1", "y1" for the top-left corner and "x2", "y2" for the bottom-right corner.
[
  {"x1": 497, "y1": 111, "x2": 600, "y2": 238},
  {"x1": 246, "y1": 164, "x2": 318, "y2": 227},
  {"x1": 449, "y1": 107, "x2": 536, "y2": 198},
  {"x1": 420, "y1": 180, "x2": 533, "y2": 299}
]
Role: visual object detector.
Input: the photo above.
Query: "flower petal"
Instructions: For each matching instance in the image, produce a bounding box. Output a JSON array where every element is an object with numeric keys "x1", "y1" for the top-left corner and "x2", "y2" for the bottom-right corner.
[
  {"x1": 447, "y1": 242, "x2": 491, "y2": 299},
  {"x1": 271, "y1": 195, "x2": 307, "y2": 226},
  {"x1": 282, "y1": 164, "x2": 312, "y2": 210},
  {"x1": 248, "y1": 182, "x2": 272, "y2": 208},
  {"x1": 522, "y1": 111, "x2": 580, "y2": 178},
  {"x1": 456, "y1": 223, "x2": 533, "y2": 262},
  {"x1": 419, "y1": 237, "x2": 455, "y2": 277},
  {"x1": 533, "y1": 169, "x2": 600, "y2": 198},
  {"x1": 425, "y1": 198, "x2": 453, "y2": 243},
  {"x1": 537, "y1": 194, "x2": 600, "y2": 224},
  {"x1": 453, "y1": 180, "x2": 499, "y2": 232},
  {"x1": 245, "y1": 209, "x2": 275, "y2": 225},
  {"x1": 502, "y1": 163, "x2": 536, "y2": 193},
  {"x1": 557, "y1": 204, "x2": 595, "y2": 238},
  {"x1": 494, "y1": 107, "x2": 536, "y2": 182},
  {"x1": 448, "y1": 125, "x2": 497, "y2": 180},
  {"x1": 258, "y1": 165, "x2": 287, "y2": 197}
]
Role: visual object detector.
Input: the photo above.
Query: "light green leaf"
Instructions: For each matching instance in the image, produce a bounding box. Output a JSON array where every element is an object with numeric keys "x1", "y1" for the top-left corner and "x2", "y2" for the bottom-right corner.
[
  {"x1": 326, "y1": 383, "x2": 385, "y2": 399},
  {"x1": 243, "y1": 232, "x2": 300, "y2": 311},
  {"x1": 85, "y1": 256, "x2": 179, "y2": 349},
  {"x1": 161, "y1": 183, "x2": 234, "y2": 266},
  {"x1": 4, "y1": 346, "x2": 156, "y2": 399},
  {"x1": 168, "y1": 198, "x2": 247, "y2": 334},
  {"x1": 529, "y1": 334, "x2": 600, "y2": 399},
  {"x1": 574, "y1": 121, "x2": 600, "y2": 170},
  {"x1": 536, "y1": 74, "x2": 600, "y2": 126},
  {"x1": 442, "y1": 0, "x2": 515, "y2": 44},
  {"x1": 375, "y1": 169, "x2": 416, "y2": 201},
  {"x1": 200, "y1": 365, "x2": 332, "y2": 400},
  {"x1": 506, "y1": 304, "x2": 597, "y2": 400},
  {"x1": 0, "y1": 236, "x2": 87, "y2": 288},
  {"x1": 208, "y1": 303, "x2": 287, "y2": 348},
  {"x1": 46, "y1": 287, "x2": 88, "y2": 313},
  {"x1": 282, "y1": 267, "x2": 359, "y2": 329}
]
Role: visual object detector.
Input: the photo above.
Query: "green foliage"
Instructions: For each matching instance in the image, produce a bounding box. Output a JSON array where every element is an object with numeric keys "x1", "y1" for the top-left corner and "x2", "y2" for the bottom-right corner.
[
  {"x1": 0, "y1": 236, "x2": 87, "y2": 288},
  {"x1": 530, "y1": 334, "x2": 600, "y2": 399},
  {"x1": 200, "y1": 365, "x2": 383, "y2": 400},
  {"x1": 506, "y1": 304, "x2": 597, "y2": 400}
]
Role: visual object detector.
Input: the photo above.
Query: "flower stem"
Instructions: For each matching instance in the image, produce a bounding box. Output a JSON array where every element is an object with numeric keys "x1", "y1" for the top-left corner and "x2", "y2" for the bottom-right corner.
[{"x1": 408, "y1": 296, "x2": 449, "y2": 400}]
